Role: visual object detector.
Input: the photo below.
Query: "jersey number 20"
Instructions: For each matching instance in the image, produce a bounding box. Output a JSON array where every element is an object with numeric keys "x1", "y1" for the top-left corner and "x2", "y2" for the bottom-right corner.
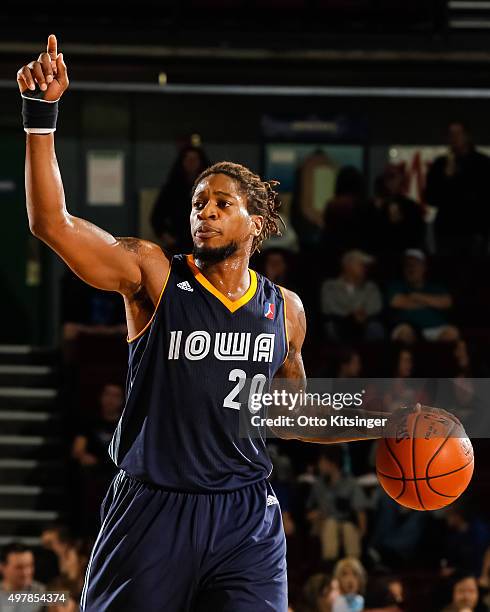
[{"x1": 223, "y1": 368, "x2": 267, "y2": 411}]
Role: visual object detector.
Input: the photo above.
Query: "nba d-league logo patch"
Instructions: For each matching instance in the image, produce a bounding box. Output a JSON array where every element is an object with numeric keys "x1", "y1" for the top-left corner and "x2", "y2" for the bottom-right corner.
[{"x1": 264, "y1": 302, "x2": 275, "y2": 320}]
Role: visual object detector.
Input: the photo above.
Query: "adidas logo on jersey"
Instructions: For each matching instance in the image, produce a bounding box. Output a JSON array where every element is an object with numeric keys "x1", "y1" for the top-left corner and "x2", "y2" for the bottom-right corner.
[
  {"x1": 177, "y1": 281, "x2": 194, "y2": 292},
  {"x1": 266, "y1": 495, "x2": 279, "y2": 507}
]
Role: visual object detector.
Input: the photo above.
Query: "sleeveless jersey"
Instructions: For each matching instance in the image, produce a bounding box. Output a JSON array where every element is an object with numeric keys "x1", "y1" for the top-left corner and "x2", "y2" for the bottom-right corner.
[{"x1": 109, "y1": 253, "x2": 289, "y2": 492}]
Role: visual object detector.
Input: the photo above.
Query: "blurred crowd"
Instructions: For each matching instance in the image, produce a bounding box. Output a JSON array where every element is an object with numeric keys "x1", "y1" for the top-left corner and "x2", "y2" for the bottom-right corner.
[
  {"x1": 268, "y1": 441, "x2": 490, "y2": 611},
  {"x1": 1, "y1": 440, "x2": 490, "y2": 610}
]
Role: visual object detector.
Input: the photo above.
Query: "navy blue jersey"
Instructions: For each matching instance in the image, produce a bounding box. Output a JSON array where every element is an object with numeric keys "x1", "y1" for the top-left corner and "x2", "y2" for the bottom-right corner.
[{"x1": 109, "y1": 253, "x2": 288, "y2": 492}]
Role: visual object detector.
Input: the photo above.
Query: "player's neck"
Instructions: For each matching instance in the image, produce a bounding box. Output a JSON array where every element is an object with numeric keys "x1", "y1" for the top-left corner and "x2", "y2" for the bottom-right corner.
[{"x1": 193, "y1": 252, "x2": 252, "y2": 301}]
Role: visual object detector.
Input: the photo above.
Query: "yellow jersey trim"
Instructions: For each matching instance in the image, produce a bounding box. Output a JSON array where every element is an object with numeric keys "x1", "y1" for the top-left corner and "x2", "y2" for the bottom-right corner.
[
  {"x1": 127, "y1": 258, "x2": 173, "y2": 344},
  {"x1": 277, "y1": 285, "x2": 290, "y2": 367},
  {"x1": 186, "y1": 254, "x2": 257, "y2": 313}
]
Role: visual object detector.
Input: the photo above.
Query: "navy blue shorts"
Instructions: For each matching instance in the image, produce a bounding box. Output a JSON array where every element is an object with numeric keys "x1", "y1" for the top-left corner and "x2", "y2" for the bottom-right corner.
[{"x1": 80, "y1": 470, "x2": 287, "y2": 611}]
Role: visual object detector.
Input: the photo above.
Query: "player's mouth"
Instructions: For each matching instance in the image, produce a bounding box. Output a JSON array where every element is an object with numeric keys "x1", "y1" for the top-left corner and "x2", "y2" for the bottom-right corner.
[{"x1": 194, "y1": 225, "x2": 221, "y2": 239}]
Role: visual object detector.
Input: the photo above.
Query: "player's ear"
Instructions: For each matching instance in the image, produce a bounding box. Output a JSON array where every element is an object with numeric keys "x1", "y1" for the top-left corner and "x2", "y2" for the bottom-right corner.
[{"x1": 250, "y1": 214, "x2": 263, "y2": 237}]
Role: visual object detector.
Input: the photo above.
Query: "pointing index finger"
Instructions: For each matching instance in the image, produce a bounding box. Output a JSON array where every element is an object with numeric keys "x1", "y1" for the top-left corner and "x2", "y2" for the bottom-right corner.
[{"x1": 47, "y1": 34, "x2": 57, "y2": 60}]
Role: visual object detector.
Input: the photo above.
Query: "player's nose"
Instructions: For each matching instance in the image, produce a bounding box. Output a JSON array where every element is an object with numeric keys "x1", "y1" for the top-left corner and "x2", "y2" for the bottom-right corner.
[{"x1": 197, "y1": 200, "x2": 218, "y2": 219}]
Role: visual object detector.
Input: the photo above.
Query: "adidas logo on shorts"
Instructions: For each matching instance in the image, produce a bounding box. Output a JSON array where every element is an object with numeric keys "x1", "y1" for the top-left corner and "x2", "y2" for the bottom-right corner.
[
  {"x1": 177, "y1": 281, "x2": 194, "y2": 292},
  {"x1": 266, "y1": 495, "x2": 279, "y2": 507}
]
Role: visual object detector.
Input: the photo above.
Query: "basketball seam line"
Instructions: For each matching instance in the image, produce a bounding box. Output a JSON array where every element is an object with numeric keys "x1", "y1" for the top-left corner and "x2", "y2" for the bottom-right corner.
[
  {"x1": 425, "y1": 421, "x2": 458, "y2": 498},
  {"x1": 377, "y1": 456, "x2": 474, "y2": 481},
  {"x1": 379, "y1": 420, "x2": 472, "y2": 505},
  {"x1": 384, "y1": 438, "x2": 406, "y2": 500},
  {"x1": 425, "y1": 421, "x2": 456, "y2": 481},
  {"x1": 412, "y1": 414, "x2": 425, "y2": 510}
]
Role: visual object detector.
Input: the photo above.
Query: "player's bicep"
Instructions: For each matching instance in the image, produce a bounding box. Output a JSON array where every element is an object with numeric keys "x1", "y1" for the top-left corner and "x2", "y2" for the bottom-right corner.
[
  {"x1": 274, "y1": 288, "x2": 307, "y2": 388},
  {"x1": 36, "y1": 214, "x2": 147, "y2": 294},
  {"x1": 270, "y1": 290, "x2": 306, "y2": 439},
  {"x1": 275, "y1": 348, "x2": 306, "y2": 389}
]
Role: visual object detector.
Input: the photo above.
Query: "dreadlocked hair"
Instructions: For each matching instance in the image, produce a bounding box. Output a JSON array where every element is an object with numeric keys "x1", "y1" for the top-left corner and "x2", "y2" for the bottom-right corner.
[{"x1": 192, "y1": 161, "x2": 285, "y2": 254}]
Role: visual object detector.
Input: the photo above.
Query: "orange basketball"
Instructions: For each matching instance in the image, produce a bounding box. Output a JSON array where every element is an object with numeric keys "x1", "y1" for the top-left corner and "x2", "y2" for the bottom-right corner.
[{"x1": 376, "y1": 411, "x2": 474, "y2": 511}]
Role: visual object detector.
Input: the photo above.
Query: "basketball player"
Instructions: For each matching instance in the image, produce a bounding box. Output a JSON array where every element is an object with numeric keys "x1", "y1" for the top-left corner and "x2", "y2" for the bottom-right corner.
[{"x1": 17, "y1": 35, "x2": 460, "y2": 612}]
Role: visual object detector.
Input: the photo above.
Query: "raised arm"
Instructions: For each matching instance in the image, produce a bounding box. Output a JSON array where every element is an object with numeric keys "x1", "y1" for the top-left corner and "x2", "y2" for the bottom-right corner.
[{"x1": 18, "y1": 35, "x2": 170, "y2": 298}]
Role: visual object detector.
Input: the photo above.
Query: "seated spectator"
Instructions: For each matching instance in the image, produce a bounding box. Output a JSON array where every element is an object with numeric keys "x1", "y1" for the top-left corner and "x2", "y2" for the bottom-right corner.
[
  {"x1": 387, "y1": 249, "x2": 459, "y2": 344},
  {"x1": 321, "y1": 250, "x2": 384, "y2": 343},
  {"x1": 72, "y1": 383, "x2": 123, "y2": 470},
  {"x1": 441, "y1": 572, "x2": 484, "y2": 612},
  {"x1": 71, "y1": 383, "x2": 123, "y2": 534},
  {"x1": 295, "y1": 461, "x2": 319, "y2": 529},
  {"x1": 436, "y1": 348, "x2": 490, "y2": 433},
  {"x1": 61, "y1": 269, "x2": 127, "y2": 343},
  {"x1": 336, "y1": 349, "x2": 363, "y2": 378},
  {"x1": 331, "y1": 557, "x2": 366, "y2": 612},
  {"x1": 307, "y1": 448, "x2": 367, "y2": 561},
  {"x1": 453, "y1": 339, "x2": 473, "y2": 377},
  {"x1": 318, "y1": 348, "x2": 364, "y2": 379},
  {"x1": 322, "y1": 167, "x2": 367, "y2": 262},
  {"x1": 0, "y1": 543, "x2": 45, "y2": 612},
  {"x1": 47, "y1": 539, "x2": 89, "y2": 605},
  {"x1": 46, "y1": 578, "x2": 78, "y2": 612},
  {"x1": 457, "y1": 340, "x2": 490, "y2": 377},
  {"x1": 440, "y1": 503, "x2": 490, "y2": 578},
  {"x1": 41, "y1": 524, "x2": 72, "y2": 560},
  {"x1": 150, "y1": 144, "x2": 210, "y2": 252},
  {"x1": 41, "y1": 524, "x2": 88, "y2": 601},
  {"x1": 259, "y1": 248, "x2": 297, "y2": 290},
  {"x1": 368, "y1": 488, "x2": 427, "y2": 565},
  {"x1": 298, "y1": 573, "x2": 339, "y2": 612},
  {"x1": 268, "y1": 444, "x2": 296, "y2": 536},
  {"x1": 449, "y1": 376, "x2": 478, "y2": 430},
  {"x1": 37, "y1": 524, "x2": 73, "y2": 584},
  {"x1": 479, "y1": 546, "x2": 490, "y2": 610},
  {"x1": 384, "y1": 578, "x2": 405, "y2": 610},
  {"x1": 392, "y1": 345, "x2": 414, "y2": 378},
  {"x1": 425, "y1": 120, "x2": 490, "y2": 256},
  {"x1": 365, "y1": 575, "x2": 405, "y2": 611},
  {"x1": 382, "y1": 347, "x2": 428, "y2": 411},
  {"x1": 367, "y1": 164, "x2": 426, "y2": 256}
]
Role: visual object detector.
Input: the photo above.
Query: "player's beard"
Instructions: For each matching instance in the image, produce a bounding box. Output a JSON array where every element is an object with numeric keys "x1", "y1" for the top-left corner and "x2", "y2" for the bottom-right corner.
[{"x1": 193, "y1": 241, "x2": 239, "y2": 265}]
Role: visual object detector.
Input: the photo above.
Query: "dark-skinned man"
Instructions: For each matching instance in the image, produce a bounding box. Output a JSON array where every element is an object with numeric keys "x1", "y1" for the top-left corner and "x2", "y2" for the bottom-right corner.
[{"x1": 17, "y1": 35, "x2": 460, "y2": 612}]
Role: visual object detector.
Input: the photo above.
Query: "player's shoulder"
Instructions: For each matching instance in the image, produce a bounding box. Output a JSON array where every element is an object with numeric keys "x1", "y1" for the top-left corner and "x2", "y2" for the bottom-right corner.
[
  {"x1": 279, "y1": 286, "x2": 304, "y2": 314},
  {"x1": 116, "y1": 237, "x2": 169, "y2": 262},
  {"x1": 276, "y1": 285, "x2": 306, "y2": 346},
  {"x1": 138, "y1": 239, "x2": 171, "y2": 262},
  {"x1": 135, "y1": 239, "x2": 173, "y2": 273},
  {"x1": 118, "y1": 238, "x2": 172, "y2": 296}
]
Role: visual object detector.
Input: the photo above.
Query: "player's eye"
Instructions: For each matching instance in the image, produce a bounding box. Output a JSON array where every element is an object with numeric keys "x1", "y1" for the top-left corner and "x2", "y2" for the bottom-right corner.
[{"x1": 218, "y1": 200, "x2": 231, "y2": 208}]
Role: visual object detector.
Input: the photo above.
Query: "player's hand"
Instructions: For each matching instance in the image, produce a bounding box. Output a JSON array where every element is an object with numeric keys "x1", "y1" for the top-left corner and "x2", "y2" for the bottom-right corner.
[
  {"x1": 417, "y1": 403, "x2": 464, "y2": 429},
  {"x1": 386, "y1": 403, "x2": 464, "y2": 438},
  {"x1": 16, "y1": 34, "x2": 69, "y2": 101},
  {"x1": 388, "y1": 402, "x2": 421, "y2": 422}
]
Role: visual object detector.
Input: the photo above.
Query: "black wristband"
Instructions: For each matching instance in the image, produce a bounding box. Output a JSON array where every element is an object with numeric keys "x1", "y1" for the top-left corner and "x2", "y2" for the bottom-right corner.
[{"x1": 21, "y1": 90, "x2": 59, "y2": 133}]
